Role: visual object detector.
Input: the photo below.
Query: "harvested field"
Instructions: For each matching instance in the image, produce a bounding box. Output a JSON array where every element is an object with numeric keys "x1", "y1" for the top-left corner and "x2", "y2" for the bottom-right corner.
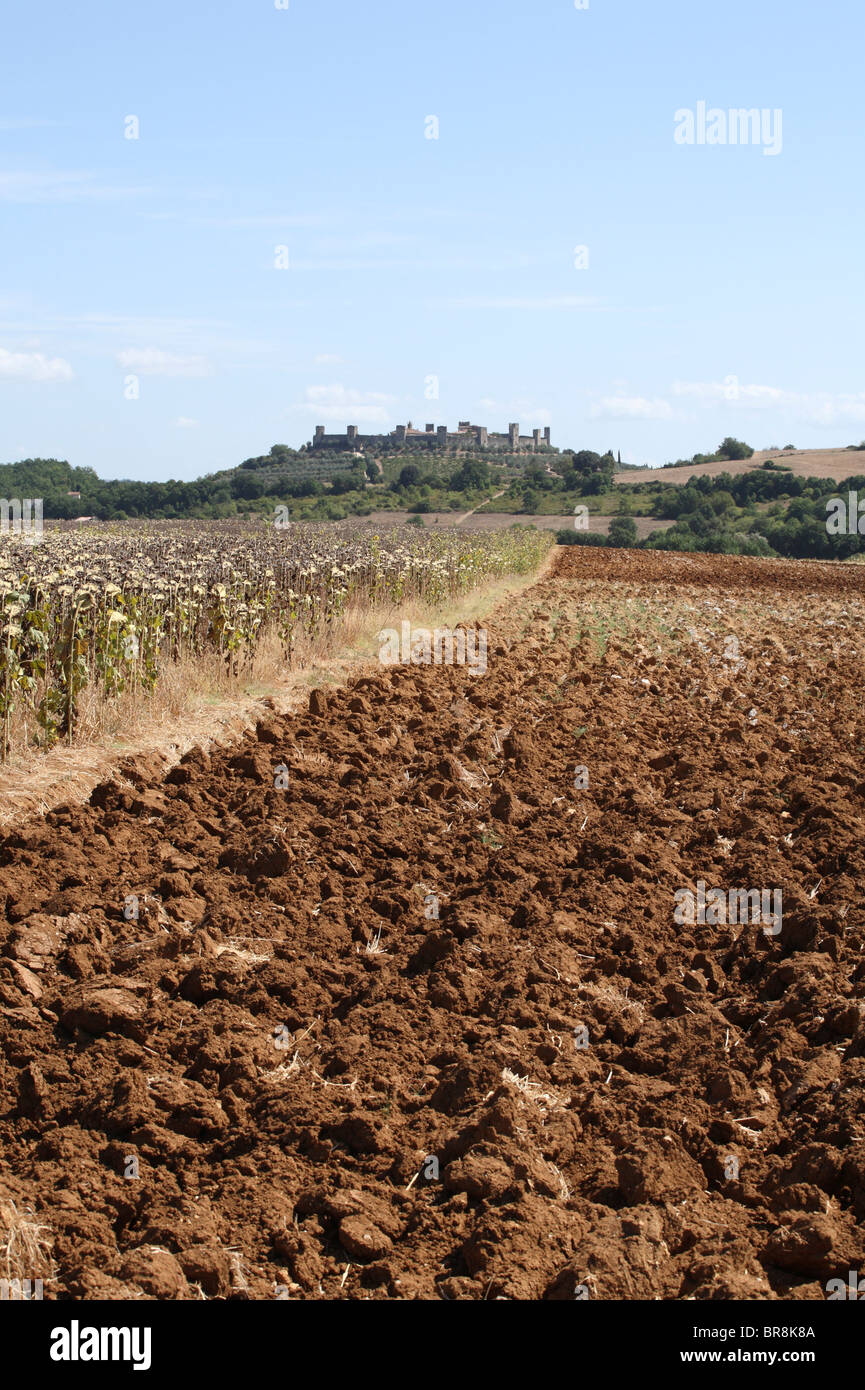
[
  {"x1": 616, "y1": 447, "x2": 865, "y2": 488},
  {"x1": 2, "y1": 545, "x2": 865, "y2": 1301},
  {"x1": 363, "y1": 511, "x2": 675, "y2": 537}
]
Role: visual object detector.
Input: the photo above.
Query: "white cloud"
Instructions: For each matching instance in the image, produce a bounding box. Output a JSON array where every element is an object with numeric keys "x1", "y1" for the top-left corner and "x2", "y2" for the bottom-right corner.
[
  {"x1": 476, "y1": 396, "x2": 551, "y2": 425},
  {"x1": 290, "y1": 257, "x2": 528, "y2": 273},
  {"x1": 799, "y1": 394, "x2": 865, "y2": 425},
  {"x1": 116, "y1": 348, "x2": 210, "y2": 377},
  {"x1": 0, "y1": 118, "x2": 65, "y2": 132},
  {"x1": 435, "y1": 295, "x2": 603, "y2": 311},
  {"x1": 313, "y1": 353, "x2": 344, "y2": 366},
  {"x1": 591, "y1": 395, "x2": 675, "y2": 421},
  {"x1": 672, "y1": 379, "x2": 786, "y2": 407},
  {"x1": 175, "y1": 417, "x2": 199, "y2": 428},
  {"x1": 0, "y1": 346, "x2": 73, "y2": 382},
  {"x1": 672, "y1": 380, "x2": 865, "y2": 424},
  {"x1": 288, "y1": 384, "x2": 396, "y2": 424},
  {"x1": 311, "y1": 232, "x2": 412, "y2": 253},
  {"x1": 144, "y1": 211, "x2": 328, "y2": 229},
  {"x1": 0, "y1": 171, "x2": 150, "y2": 203}
]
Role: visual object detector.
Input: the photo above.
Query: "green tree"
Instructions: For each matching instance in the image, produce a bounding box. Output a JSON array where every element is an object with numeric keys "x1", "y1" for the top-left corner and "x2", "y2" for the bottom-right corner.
[
  {"x1": 571, "y1": 450, "x2": 602, "y2": 472},
  {"x1": 398, "y1": 463, "x2": 421, "y2": 488},
  {"x1": 608, "y1": 515, "x2": 638, "y2": 547},
  {"x1": 449, "y1": 459, "x2": 490, "y2": 491},
  {"x1": 718, "y1": 437, "x2": 754, "y2": 461}
]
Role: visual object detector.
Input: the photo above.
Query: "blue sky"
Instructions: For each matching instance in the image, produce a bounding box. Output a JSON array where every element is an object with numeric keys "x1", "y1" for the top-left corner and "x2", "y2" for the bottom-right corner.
[{"x1": 1, "y1": 0, "x2": 863, "y2": 479}]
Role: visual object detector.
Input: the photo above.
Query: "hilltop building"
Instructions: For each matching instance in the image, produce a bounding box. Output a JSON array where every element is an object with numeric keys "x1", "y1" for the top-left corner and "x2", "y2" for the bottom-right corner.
[{"x1": 311, "y1": 421, "x2": 552, "y2": 453}]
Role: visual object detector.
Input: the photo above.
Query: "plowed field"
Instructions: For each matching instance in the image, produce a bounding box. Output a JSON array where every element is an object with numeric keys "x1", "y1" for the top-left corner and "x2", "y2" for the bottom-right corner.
[{"x1": 3, "y1": 546, "x2": 865, "y2": 1301}]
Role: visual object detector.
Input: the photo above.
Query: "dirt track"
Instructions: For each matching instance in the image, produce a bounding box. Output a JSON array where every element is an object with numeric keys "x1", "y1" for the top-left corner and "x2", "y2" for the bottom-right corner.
[{"x1": 3, "y1": 546, "x2": 865, "y2": 1301}]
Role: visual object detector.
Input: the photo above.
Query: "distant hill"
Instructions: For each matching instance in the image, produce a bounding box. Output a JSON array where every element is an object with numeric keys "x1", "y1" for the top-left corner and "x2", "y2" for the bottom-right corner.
[
  {"x1": 615, "y1": 446, "x2": 865, "y2": 487},
  {"x1": 8, "y1": 441, "x2": 865, "y2": 528},
  {"x1": 0, "y1": 441, "x2": 550, "y2": 522},
  {"x1": 0, "y1": 448, "x2": 382, "y2": 520}
]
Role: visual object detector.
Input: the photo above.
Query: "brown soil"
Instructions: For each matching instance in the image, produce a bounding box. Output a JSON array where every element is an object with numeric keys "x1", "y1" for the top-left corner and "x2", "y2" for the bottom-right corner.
[{"x1": 3, "y1": 545, "x2": 865, "y2": 1301}]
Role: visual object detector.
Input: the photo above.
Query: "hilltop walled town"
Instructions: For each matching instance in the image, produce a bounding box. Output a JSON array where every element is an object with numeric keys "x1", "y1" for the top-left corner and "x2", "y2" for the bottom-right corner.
[{"x1": 311, "y1": 420, "x2": 552, "y2": 453}]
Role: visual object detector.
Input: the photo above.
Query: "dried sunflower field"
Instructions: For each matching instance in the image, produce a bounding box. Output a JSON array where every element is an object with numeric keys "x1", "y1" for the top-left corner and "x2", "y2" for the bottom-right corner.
[{"x1": 0, "y1": 520, "x2": 551, "y2": 757}]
